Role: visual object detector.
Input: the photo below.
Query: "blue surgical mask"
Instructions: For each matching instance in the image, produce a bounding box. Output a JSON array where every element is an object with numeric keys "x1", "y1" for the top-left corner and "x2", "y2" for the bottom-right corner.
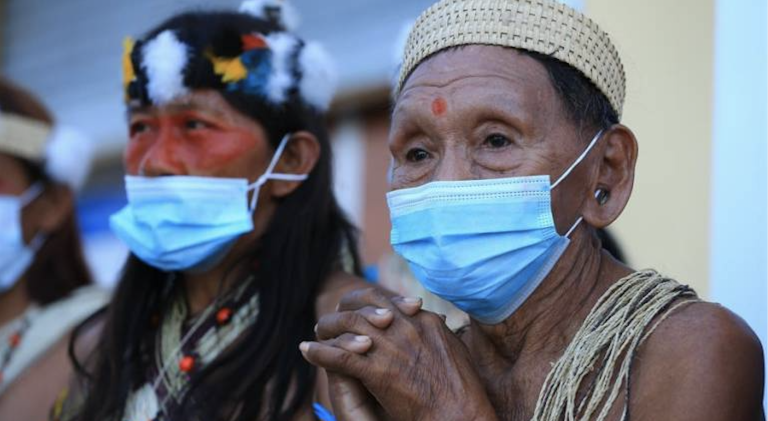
[
  {"x1": 109, "y1": 134, "x2": 307, "y2": 272},
  {"x1": 0, "y1": 183, "x2": 45, "y2": 292},
  {"x1": 387, "y1": 130, "x2": 603, "y2": 324}
]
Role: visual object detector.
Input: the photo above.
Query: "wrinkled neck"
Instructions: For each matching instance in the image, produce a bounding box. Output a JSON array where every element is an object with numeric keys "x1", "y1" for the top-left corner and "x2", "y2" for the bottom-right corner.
[{"x1": 468, "y1": 228, "x2": 607, "y2": 364}]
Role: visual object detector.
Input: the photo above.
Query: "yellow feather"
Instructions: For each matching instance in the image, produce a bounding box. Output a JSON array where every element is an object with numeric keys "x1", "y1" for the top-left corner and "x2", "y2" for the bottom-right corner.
[
  {"x1": 210, "y1": 55, "x2": 248, "y2": 83},
  {"x1": 122, "y1": 37, "x2": 136, "y2": 94}
]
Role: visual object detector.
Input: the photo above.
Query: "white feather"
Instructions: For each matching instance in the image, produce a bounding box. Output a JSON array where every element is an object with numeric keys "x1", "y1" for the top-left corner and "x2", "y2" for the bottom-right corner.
[
  {"x1": 124, "y1": 384, "x2": 160, "y2": 421},
  {"x1": 264, "y1": 32, "x2": 299, "y2": 105},
  {"x1": 298, "y1": 41, "x2": 337, "y2": 110},
  {"x1": 141, "y1": 30, "x2": 189, "y2": 104},
  {"x1": 239, "y1": 0, "x2": 300, "y2": 31},
  {"x1": 44, "y1": 126, "x2": 93, "y2": 191}
]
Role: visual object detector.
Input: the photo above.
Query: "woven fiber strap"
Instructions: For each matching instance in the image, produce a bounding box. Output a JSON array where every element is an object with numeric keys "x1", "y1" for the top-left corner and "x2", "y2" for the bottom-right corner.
[
  {"x1": 0, "y1": 112, "x2": 50, "y2": 162},
  {"x1": 396, "y1": 0, "x2": 626, "y2": 118},
  {"x1": 532, "y1": 270, "x2": 698, "y2": 421}
]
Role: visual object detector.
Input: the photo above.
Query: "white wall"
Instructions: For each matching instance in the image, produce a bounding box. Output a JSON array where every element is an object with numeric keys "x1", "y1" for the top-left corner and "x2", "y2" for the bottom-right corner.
[
  {"x1": 332, "y1": 121, "x2": 365, "y2": 227},
  {"x1": 710, "y1": 0, "x2": 767, "y2": 393}
]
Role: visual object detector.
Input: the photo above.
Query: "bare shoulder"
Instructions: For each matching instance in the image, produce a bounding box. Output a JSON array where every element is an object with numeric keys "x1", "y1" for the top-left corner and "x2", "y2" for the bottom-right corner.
[
  {"x1": 315, "y1": 271, "x2": 372, "y2": 318},
  {"x1": 70, "y1": 308, "x2": 107, "y2": 365},
  {"x1": 631, "y1": 300, "x2": 765, "y2": 421},
  {"x1": 0, "y1": 309, "x2": 107, "y2": 420}
]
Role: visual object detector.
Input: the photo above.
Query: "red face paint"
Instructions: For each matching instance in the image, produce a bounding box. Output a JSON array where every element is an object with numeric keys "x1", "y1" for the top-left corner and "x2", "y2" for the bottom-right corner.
[
  {"x1": 431, "y1": 97, "x2": 447, "y2": 116},
  {"x1": 125, "y1": 91, "x2": 270, "y2": 178},
  {"x1": 126, "y1": 111, "x2": 265, "y2": 177}
]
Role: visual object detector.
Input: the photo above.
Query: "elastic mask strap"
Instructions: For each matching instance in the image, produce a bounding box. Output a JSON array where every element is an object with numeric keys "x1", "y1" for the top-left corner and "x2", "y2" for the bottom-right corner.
[
  {"x1": 15, "y1": 183, "x2": 48, "y2": 250},
  {"x1": 28, "y1": 232, "x2": 47, "y2": 251},
  {"x1": 248, "y1": 134, "x2": 309, "y2": 211},
  {"x1": 564, "y1": 217, "x2": 583, "y2": 238},
  {"x1": 551, "y1": 129, "x2": 605, "y2": 190},
  {"x1": 19, "y1": 182, "x2": 44, "y2": 207},
  {"x1": 563, "y1": 187, "x2": 607, "y2": 238},
  {"x1": 553, "y1": 130, "x2": 605, "y2": 239}
]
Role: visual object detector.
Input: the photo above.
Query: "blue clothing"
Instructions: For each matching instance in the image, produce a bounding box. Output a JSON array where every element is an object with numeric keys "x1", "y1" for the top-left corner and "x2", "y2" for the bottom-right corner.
[{"x1": 313, "y1": 402, "x2": 336, "y2": 421}]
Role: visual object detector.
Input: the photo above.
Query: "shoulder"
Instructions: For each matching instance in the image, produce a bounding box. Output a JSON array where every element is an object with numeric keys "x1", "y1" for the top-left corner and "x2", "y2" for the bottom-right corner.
[
  {"x1": 70, "y1": 308, "x2": 107, "y2": 366},
  {"x1": 0, "y1": 307, "x2": 107, "y2": 421},
  {"x1": 44, "y1": 306, "x2": 107, "y2": 378},
  {"x1": 315, "y1": 271, "x2": 372, "y2": 318},
  {"x1": 640, "y1": 301, "x2": 763, "y2": 374},
  {"x1": 50, "y1": 286, "x2": 110, "y2": 366},
  {"x1": 631, "y1": 300, "x2": 765, "y2": 420}
]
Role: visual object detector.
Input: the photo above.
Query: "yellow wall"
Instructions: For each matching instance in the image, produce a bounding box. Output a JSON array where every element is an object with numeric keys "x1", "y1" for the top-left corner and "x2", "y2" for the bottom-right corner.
[{"x1": 586, "y1": 0, "x2": 714, "y2": 296}]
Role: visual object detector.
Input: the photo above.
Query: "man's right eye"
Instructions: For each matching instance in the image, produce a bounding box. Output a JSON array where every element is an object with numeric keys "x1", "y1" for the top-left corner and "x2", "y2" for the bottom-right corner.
[
  {"x1": 406, "y1": 148, "x2": 430, "y2": 163},
  {"x1": 130, "y1": 122, "x2": 150, "y2": 136}
]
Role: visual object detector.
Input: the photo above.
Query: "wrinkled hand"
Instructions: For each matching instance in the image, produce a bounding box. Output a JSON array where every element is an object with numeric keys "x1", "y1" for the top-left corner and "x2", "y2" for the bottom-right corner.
[{"x1": 300, "y1": 288, "x2": 497, "y2": 421}]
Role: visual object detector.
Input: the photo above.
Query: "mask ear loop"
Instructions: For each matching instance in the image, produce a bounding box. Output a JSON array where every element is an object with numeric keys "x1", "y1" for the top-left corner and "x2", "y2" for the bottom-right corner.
[
  {"x1": 551, "y1": 129, "x2": 605, "y2": 190},
  {"x1": 18, "y1": 182, "x2": 49, "y2": 249},
  {"x1": 248, "y1": 133, "x2": 310, "y2": 211},
  {"x1": 563, "y1": 190, "x2": 606, "y2": 238},
  {"x1": 19, "y1": 182, "x2": 45, "y2": 207},
  {"x1": 551, "y1": 129, "x2": 605, "y2": 238}
]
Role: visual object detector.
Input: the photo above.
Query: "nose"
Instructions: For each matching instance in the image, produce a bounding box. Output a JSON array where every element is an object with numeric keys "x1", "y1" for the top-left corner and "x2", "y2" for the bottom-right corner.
[
  {"x1": 138, "y1": 125, "x2": 185, "y2": 176},
  {"x1": 431, "y1": 144, "x2": 474, "y2": 182}
]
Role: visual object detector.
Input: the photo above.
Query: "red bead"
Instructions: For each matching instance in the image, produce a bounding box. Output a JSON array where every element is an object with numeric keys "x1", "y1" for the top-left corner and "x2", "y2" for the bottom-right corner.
[
  {"x1": 9, "y1": 333, "x2": 21, "y2": 348},
  {"x1": 179, "y1": 355, "x2": 195, "y2": 373},
  {"x1": 216, "y1": 307, "x2": 233, "y2": 325}
]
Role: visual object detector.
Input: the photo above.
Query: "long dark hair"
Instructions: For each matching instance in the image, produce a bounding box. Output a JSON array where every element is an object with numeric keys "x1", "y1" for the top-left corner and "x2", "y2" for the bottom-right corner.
[
  {"x1": 69, "y1": 11, "x2": 361, "y2": 421},
  {"x1": 0, "y1": 77, "x2": 93, "y2": 304}
]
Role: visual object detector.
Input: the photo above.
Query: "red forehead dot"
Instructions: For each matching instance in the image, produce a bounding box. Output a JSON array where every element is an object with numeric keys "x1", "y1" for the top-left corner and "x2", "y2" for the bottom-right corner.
[{"x1": 431, "y1": 97, "x2": 447, "y2": 116}]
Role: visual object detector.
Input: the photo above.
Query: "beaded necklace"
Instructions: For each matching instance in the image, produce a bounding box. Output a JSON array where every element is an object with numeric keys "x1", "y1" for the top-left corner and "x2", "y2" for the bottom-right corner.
[
  {"x1": 123, "y1": 276, "x2": 260, "y2": 421},
  {"x1": 0, "y1": 308, "x2": 35, "y2": 387}
]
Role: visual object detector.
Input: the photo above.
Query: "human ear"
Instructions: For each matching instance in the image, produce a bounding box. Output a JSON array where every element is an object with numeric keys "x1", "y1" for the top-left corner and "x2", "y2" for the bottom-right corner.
[
  {"x1": 22, "y1": 183, "x2": 74, "y2": 242},
  {"x1": 582, "y1": 124, "x2": 638, "y2": 228},
  {"x1": 268, "y1": 130, "x2": 321, "y2": 198}
]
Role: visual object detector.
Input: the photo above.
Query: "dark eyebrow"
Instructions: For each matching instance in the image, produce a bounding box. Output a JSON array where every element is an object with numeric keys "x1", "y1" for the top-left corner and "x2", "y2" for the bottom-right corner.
[{"x1": 126, "y1": 99, "x2": 228, "y2": 118}]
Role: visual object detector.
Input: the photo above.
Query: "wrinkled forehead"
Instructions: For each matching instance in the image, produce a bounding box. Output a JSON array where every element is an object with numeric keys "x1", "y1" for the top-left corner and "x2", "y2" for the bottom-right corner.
[{"x1": 394, "y1": 45, "x2": 559, "y2": 123}]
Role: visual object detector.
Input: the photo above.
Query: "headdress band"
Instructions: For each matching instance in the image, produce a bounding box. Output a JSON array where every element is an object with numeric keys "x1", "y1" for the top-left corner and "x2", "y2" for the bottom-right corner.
[{"x1": 0, "y1": 112, "x2": 50, "y2": 162}]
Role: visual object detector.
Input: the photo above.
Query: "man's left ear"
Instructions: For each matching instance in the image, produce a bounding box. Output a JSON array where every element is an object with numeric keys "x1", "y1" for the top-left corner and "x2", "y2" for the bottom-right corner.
[
  {"x1": 270, "y1": 130, "x2": 321, "y2": 198},
  {"x1": 582, "y1": 124, "x2": 638, "y2": 229}
]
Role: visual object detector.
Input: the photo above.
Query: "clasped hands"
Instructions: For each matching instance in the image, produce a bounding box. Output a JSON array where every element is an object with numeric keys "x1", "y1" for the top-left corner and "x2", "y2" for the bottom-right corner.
[{"x1": 300, "y1": 288, "x2": 497, "y2": 421}]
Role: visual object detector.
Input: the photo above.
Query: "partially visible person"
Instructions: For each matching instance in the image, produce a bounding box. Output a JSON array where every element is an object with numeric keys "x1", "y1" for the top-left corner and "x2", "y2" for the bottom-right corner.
[
  {"x1": 0, "y1": 77, "x2": 108, "y2": 420},
  {"x1": 52, "y1": 2, "x2": 373, "y2": 421}
]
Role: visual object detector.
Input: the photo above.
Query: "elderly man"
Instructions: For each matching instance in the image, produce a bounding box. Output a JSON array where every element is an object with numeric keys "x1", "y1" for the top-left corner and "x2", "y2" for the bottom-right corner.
[{"x1": 300, "y1": 0, "x2": 765, "y2": 420}]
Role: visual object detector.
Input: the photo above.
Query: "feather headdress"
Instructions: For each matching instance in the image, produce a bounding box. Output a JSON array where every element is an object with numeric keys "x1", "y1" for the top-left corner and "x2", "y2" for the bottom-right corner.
[{"x1": 123, "y1": 0, "x2": 337, "y2": 111}]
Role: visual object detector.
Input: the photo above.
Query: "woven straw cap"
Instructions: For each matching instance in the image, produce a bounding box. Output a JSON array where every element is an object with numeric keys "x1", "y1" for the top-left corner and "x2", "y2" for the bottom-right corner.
[{"x1": 396, "y1": 0, "x2": 626, "y2": 118}]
